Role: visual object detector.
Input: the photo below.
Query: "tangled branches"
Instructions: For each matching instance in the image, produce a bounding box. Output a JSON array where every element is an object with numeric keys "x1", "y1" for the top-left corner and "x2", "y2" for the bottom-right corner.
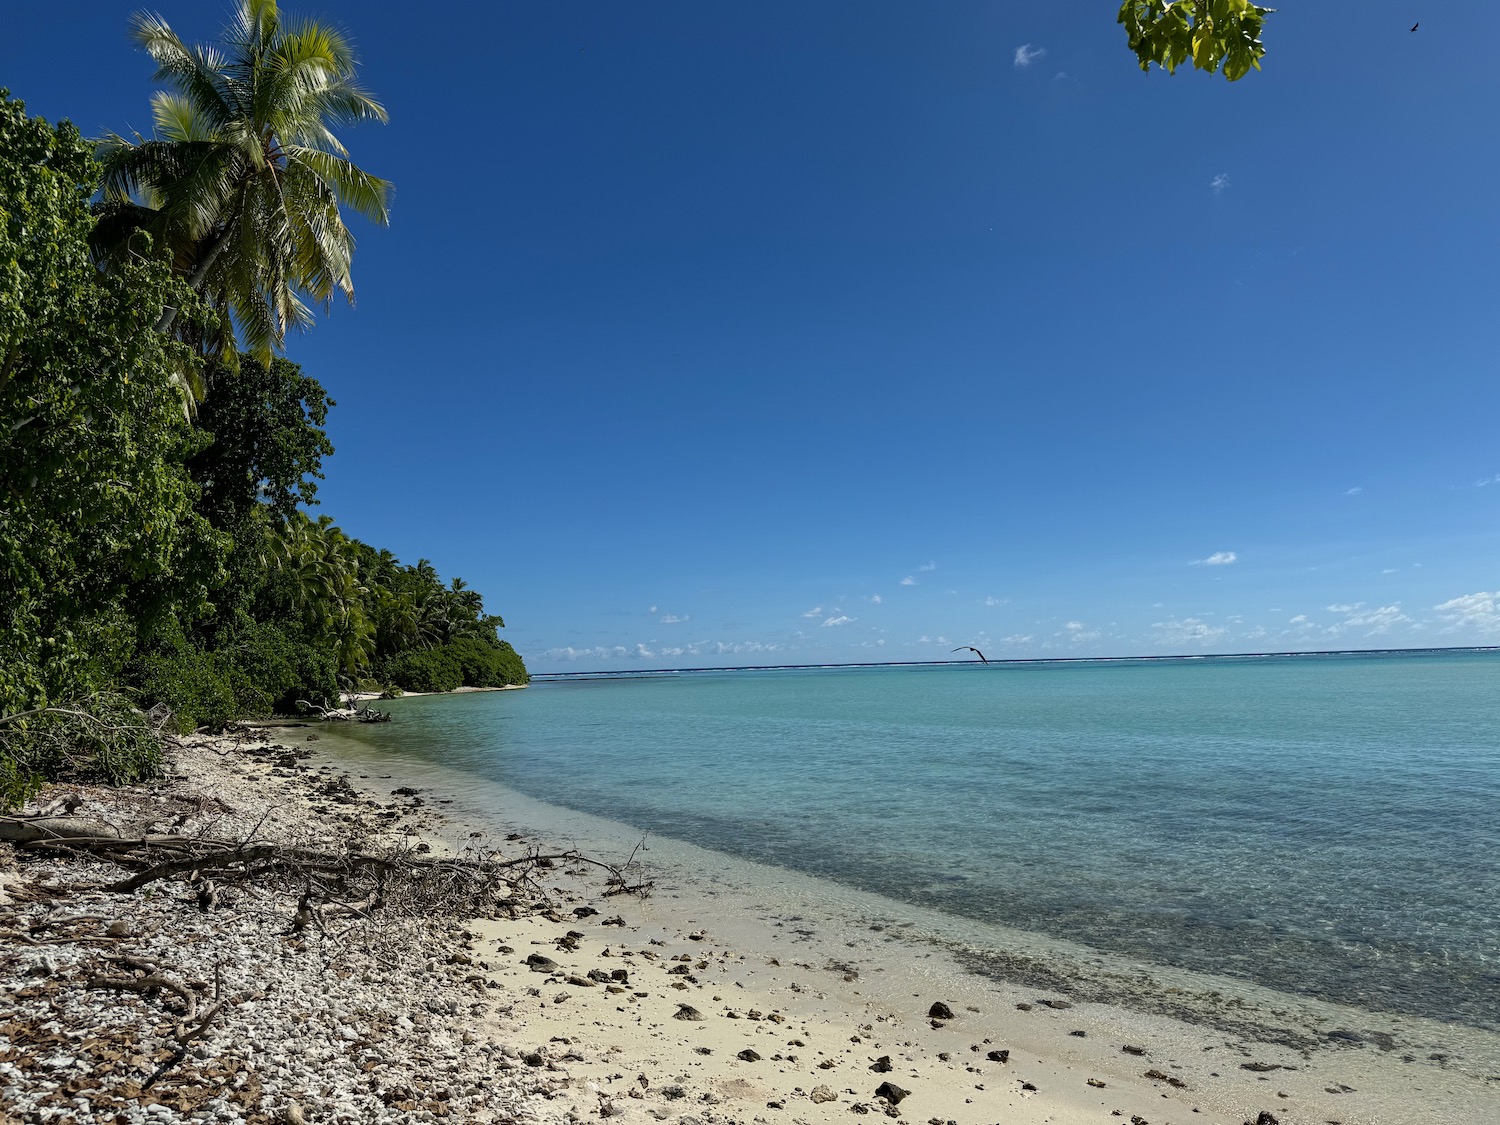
[{"x1": 0, "y1": 693, "x2": 170, "y2": 811}]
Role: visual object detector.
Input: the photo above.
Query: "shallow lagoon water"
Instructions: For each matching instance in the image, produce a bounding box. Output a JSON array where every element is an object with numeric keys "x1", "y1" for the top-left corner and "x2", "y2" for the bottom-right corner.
[{"x1": 340, "y1": 650, "x2": 1500, "y2": 1032}]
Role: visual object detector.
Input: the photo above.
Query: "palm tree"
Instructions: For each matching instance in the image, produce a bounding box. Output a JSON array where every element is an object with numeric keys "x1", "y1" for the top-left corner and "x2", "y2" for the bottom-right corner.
[{"x1": 94, "y1": 0, "x2": 391, "y2": 360}]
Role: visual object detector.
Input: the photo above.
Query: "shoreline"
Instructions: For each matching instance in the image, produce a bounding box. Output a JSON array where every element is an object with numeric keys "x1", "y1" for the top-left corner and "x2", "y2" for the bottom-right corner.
[
  {"x1": 4, "y1": 727, "x2": 1496, "y2": 1124},
  {"x1": 318, "y1": 726, "x2": 1500, "y2": 1125}
]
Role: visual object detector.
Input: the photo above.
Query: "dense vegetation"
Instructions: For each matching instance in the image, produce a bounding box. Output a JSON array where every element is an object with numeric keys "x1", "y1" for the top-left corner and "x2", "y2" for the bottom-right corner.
[{"x1": 1, "y1": 4, "x2": 525, "y2": 808}]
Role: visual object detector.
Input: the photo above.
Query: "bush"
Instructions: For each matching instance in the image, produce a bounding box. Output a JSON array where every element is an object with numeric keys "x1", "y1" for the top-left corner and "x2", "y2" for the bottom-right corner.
[
  {"x1": 384, "y1": 646, "x2": 463, "y2": 693},
  {"x1": 383, "y1": 639, "x2": 529, "y2": 693},
  {"x1": 0, "y1": 693, "x2": 163, "y2": 811}
]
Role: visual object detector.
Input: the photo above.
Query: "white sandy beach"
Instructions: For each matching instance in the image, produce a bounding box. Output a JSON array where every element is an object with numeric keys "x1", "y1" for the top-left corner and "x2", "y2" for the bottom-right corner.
[{"x1": 4, "y1": 723, "x2": 1496, "y2": 1125}]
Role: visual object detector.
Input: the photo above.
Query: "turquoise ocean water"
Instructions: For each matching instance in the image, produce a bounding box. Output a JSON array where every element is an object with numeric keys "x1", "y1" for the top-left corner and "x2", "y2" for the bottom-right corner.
[{"x1": 345, "y1": 650, "x2": 1500, "y2": 1031}]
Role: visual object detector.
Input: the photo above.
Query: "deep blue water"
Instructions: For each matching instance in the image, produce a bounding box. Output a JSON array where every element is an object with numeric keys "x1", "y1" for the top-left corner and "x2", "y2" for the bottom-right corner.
[{"x1": 348, "y1": 651, "x2": 1500, "y2": 1029}]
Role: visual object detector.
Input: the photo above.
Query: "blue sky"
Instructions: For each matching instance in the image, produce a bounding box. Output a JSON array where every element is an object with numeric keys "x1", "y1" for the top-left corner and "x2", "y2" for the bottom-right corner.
[{"x1": 7, "y1": 2, "x2": 1500, "y2": 670}]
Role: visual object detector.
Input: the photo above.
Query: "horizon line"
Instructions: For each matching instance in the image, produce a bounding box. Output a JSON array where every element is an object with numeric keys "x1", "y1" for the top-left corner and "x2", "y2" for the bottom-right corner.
[{"x1": 529, "y1": 644, "x2": 1500, "y2": 679}]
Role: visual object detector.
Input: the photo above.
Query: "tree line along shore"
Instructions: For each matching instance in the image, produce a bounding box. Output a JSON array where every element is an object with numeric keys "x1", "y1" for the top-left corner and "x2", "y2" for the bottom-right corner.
[{"x1": 1, "y1": 0, "x2": 526, "y2": 812}]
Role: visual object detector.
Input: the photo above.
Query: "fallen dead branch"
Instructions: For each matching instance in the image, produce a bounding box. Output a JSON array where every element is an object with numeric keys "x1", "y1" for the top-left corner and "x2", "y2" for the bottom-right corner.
[{"x1": 0, "y1": 811, "x2": 653, "y2": 927}]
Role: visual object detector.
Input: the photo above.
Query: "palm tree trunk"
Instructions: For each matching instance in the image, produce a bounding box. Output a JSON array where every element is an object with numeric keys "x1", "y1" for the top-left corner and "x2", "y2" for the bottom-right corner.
[{"x1": 154, "y1": 225, "x2": 234, "y2": 334}]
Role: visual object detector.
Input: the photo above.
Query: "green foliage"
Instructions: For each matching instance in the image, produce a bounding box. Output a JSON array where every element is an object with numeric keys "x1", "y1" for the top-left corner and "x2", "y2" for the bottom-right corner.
[
  {"x1": 383, "y1": 638, "x2": 529, "y2": 694},
  {"x1": 0, "y1": 693, "x2": 163, "y2": 811},
  {"x1": 0, "y1": 90, "x2": 226, "y2": 720},
  {"x1": 190, "y1": 355, "x2": 334, "y2": 525},
  {"x1": 1118, "y1": 0, "x2": 1273, "y2": 81},
  {"x1": 93, "y1": 0, "x2": 391, "y2": 359}
]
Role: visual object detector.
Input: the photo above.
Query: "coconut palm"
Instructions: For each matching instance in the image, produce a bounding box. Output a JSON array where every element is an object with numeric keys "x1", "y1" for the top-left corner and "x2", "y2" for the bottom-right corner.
[{"x1": 94, "y1": 0, "x2": 391, "y2": 360}]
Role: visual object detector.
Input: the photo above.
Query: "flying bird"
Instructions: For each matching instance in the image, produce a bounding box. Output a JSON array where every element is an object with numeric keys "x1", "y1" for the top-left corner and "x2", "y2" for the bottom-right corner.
[
  {"x1": 1410, "y1": 22, "x2": 1418, "y2": 31},
  {"x1": 951, "y1": 646, "x2": 989, "y2": 664}
]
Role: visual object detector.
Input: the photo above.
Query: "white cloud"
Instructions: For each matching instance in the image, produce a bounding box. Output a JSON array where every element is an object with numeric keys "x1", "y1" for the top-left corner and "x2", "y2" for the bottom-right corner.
[
  {"x1": 1289, "y1": 614, "x2": 1309, "y2": 625},
  {"x1": 900, "y1": 576, "x2": 917, "y2": 586},
  {"x1": 983, "y1": 596, "x2": 1006, "y2": 607},
  {"x1": 916, "y1": 635, "x2": 951, "y2": 646},
  {"x1": 1013, "y1": 43, "x2": 1046, "y2": 69},
  {"x1": 658, "y1": 613, "x2": 689, "y2": 624},
  {"x1": 1191, "y1": 551, "x2": 1238, "y2": 566},
  {"x1": 648, "y1": 606, "x2": 658, "y2": 615},
  {"x1": 634, "y1": 643, "x2": 654, "y2": 658},
  {"x1": 1152, "y1": 617, "x2": 1229, "y2": 646},
  {"x1": 1382, "y1": 568, "x2": 1398, "y2": 575},
  {"x1": 1342, "y1": 604, "x2": 1410, "y2": 635},
  {"x1": 1062, "y1": 621, "x2": 1099, "y2": 643},
  {"x1": 1065, "y1": 621, "x2": 1085, "y2": 631},
  {"x1": 802, "y1": 606, "x2": 824, "y2": 618},
  {"x1": 1211, "y1": 173, "x2": 1229, "y2": 194},
  {"x1": 1346, "y1": 486, "x2": 1363, "y2": 495},
  {"x1": 821, "y1": 615, "x2": 856, "y2": 627},
  {"x1": 1474, "y1": 475, "x2": 1500, "y2": 488},
  {"x1": 1326, "y1": 603, "x2": 1364, "y2": 614},
  {"x1": 918, "y1": 561, "x2": 937, "y2": 572},
  {"x1": 1000, "y1": 634, "x2": 1033, "y2": 645},
  {"x1": 1434, "y1": 591, "x2": 1500, "y2": 634},
  {"x1": 710, "y1": 640, "x2": 781, "y2": 655},
  {"x1": 868, "y1": 594, "x2": 883, "y2": 604}
]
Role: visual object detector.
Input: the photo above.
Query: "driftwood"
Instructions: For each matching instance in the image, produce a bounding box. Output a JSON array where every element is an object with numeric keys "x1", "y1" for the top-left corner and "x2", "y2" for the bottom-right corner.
[{"x1": 0, "y1": 812, "x2": 650, "y2": 920}]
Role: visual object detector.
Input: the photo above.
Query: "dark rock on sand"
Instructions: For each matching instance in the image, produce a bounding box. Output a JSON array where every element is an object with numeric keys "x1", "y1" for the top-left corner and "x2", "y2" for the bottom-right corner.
[
  {"x1": 871, "y1": 1056, "x2": 894, "y2": 1073},
  {"x1": 1039, "y1": 999, "x2": 1072, "y2": 1010},
  {"x1": 1240, "y1": 1062, "x2": 1281, "y2": 1072},
  {"x1": 874, "y1": 1082, "x2": 911, "y2": 1105},
  {"x1": 674, "y1": 1004, "x2": 706, "y2": 1021},
  {"x1": 928, "y1": 1001, "x2": 955, "y2": 1020},
  {"x1": 986, "y1": 1049, "x2": 1009, "y2": 1063},
  {"x1": 1244, "y1": 1114, "x2": 1279, "y2": 1125},
  {"x1": 738, "y1": 1049, "x2": 762, "y2": 1062},
  {"x1": 1326, "y1": 1029, "x2": 1363, "y2": 1044},
  {"x1": 526, "y1": 954, "x2": 560, "y2": 973},
  {"x1": 1121, "y1": 1045, "x2": 1146, "y2": 1056}
]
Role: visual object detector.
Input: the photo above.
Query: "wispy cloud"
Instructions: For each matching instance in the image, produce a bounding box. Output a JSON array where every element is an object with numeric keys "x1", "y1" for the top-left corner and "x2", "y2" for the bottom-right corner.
[
  {"x1": 658, "y1": 613, "x2": 689, "y2": 624},
  {"x1": 1013, "y1": 43, "x2": 1046, "y2": 69},
  {"x1": 1327, "y1": 603, "x2": 1363, "y2": 614},
  {"x1": 868, "y1": 594, "x2": 883, "y2": 604},
  {"x1": 1474, "y1": 474, "x2": 1500, "y2": 488},
  {"x1": 1152, "y1": 617, "x2": 1228, "y2": 646},
  {"x1": 918, "y1": 561, "x2": 937, "y2": 572},
  {"x1": 801, "y1": 606, "x2": 824, "y2": 618},
  {"x1": 1289, "y1": 614, "x2": 1309, "y2": 625},
  {"x1": 900, "y1": 576, "x2": 917, "y2": 586},
  {"x1": 821, "y1": 615, "x2": 855, "y2": 627},
  {"x1": 1211, "y1": 172, "x2": 1230, "y2": 194},
  {"x1": 1435, "y1": 591, "x2": 1500, "y2": 634},
  {"x1": 1000, "y1": 634, "x2": 1032, "y2": 645},
  {"x1": 648, "y1": 606, "x2": 658, "y2": 615},
  {"x1": 1342, "y1": 604, "x2": 1411, "y2": 635},
  {"x1": 1062, "y1": 621, "x2": 1100, "y2": 643},
  {"x1": 1192, "y1": 551, "x2": 1238, "y2": 566},
  {"x1": 1346, "y1": 486, "x2": 1363, "y2": 495},
  {"x1": 983, "y1": 595, "x2": 1006, "y2": 607}
]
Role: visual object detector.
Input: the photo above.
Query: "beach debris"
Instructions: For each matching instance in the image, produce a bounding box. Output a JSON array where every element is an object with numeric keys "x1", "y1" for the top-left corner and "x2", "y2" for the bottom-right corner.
[
  {"x1": 811, "y1": 1085, "x2": 839, "y2": 1103},
  {"x1": 673, "y1": 1003, "x2": 706, "y2": 1021},
  {"x1": 573, "y1": 905, "x2": 599, "y2": 918},
  {"x1": 1121, "y1": 1044, "x2": 1146, "y2": 1055},
  {"x1": 986, "y1": 1049, "x2": 1009, "y2": 1063},
  {"x1": 689, "y1": 928, "x2": 709, "y2": 940},
  {"x1": 1087, "y1": 1078, "x2": 1107, "y2": 1088},
  {"x1": 1070, "y1": 1029, "x2": 1087, "y2": 1037},
  {"x1": 1240, "y1": 1061, "x2": 1281, "y2": 1072},
  {"x1": 871, "y1": 1055, "x2": 894, "y2": 1072},
  {"x1": 874, "y1": 1082, "x2": 911, "y2": 1105},
  {"x1": 928, "y1": 1001, "x2": 955, "y2": 1020},
  {"x1": 738, "y1": 1048, "x2": 762, "y2": 1062},
  {"x1": 1039, "y1": 998, "x2": 1072, "y2": 1009},
  {"x1": 1016, "y1": 1002, "x2": 1033, "y2": 1011},
  {"x1": 1020, "y1": 1081, "x2": 1038, "y2": 1092},
  {"x1": 1144, "y1": 1069, "x2": 1187, "y2": 1089}
]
